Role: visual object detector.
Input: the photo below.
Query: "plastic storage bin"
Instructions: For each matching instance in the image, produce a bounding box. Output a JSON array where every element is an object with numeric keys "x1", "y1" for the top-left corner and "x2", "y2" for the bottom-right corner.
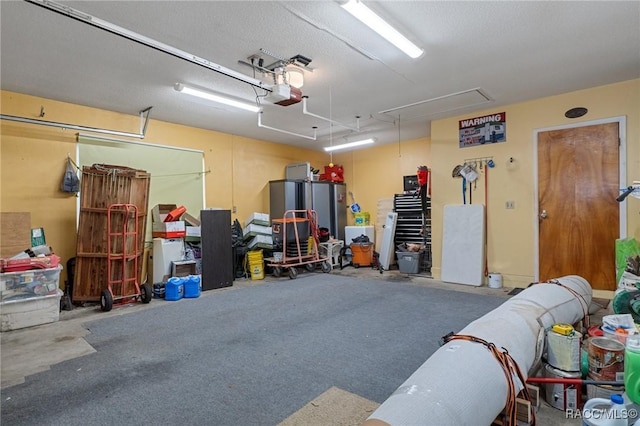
[
  {"x1": 1, "y1": 265, "x2": 62, "y2": 301},
  {"x1": 396, "y1": 251, "x2": 423, "y2": 274},
  {"x1": 1, "y1": 289, "x2": 63, "y2": 332},
  {"x1": 0, "y1": 265, "x2": 63, "y2": 331}
]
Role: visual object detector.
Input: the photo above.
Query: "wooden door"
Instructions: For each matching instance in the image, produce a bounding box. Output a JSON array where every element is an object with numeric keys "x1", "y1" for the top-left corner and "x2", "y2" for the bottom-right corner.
[{"x1": 538, "y1": 122, "x2": 619, "y2": 290}]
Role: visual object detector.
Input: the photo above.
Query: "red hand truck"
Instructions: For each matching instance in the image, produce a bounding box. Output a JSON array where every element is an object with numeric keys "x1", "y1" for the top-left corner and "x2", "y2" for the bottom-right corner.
[{"x1": 101, "y1": 204, "x2": 152, "y2": 311}]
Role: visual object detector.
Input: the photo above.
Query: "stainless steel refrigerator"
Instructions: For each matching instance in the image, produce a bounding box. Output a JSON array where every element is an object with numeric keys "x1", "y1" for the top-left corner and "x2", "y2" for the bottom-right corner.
[{"x1": 269, "y1": 180, "x2": 346, "y2": 241}]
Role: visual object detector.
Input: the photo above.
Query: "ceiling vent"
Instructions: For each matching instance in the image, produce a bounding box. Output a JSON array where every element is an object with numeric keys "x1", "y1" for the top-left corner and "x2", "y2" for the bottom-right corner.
[{"x1": 379, "y1": 88, "x2": 493, "y2": 120}]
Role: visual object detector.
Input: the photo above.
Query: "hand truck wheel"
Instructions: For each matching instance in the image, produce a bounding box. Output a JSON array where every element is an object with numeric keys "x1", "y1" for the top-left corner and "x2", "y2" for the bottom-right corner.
[
  {"x1": 100, "y1": 289, "x2": 113, "y2": 312},
  {"x1": 140, "y1": 283, "x2": 152, "y2": 304}
]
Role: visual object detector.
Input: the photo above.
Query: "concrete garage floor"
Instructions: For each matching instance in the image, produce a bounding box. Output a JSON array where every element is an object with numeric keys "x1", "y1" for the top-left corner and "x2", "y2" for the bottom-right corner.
[{"x1": 1, "y1": 266, "x2": 612, "y2": 425}]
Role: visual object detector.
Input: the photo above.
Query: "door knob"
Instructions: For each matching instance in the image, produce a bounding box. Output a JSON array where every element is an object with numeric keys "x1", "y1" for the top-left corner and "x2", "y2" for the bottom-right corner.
[{"x1": 540, "y1": 209, "x2": 548, "y2": 220}]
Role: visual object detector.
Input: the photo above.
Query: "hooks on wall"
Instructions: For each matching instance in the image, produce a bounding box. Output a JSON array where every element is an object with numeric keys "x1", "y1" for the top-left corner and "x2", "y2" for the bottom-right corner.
[{"x1": 463, "y1": 156, "x2": 494, "y2": 170}]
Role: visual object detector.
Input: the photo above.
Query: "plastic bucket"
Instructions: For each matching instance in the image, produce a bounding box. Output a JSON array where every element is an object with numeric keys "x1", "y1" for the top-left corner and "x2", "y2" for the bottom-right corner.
[
  {"x1": 542, "y1": 362, "x2": 581, "y2": 411},
  {"x1": 587, "y1": 337, "x2": 625, "y2": 381},
  {"x1": 247, "y1": 250, "x2": 264, "y2": 261},
  {"x1": 354, "y1": 212, "x2": 370, "y2": 226},
  {"x1": 249, "y1": 262, "x2": 264, "y2": 280},
  {"x1": 488, "y1": 273, "x2": 502, "y2": 289},
  {"x1": 247, "y1": 250, "x2": 264, "y2": 280}
]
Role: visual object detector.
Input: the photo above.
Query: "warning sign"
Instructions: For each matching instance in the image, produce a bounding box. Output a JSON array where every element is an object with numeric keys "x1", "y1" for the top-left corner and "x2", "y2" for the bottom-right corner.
[{"x1": 459, "y1": 112, "x2": 506, "y2": 148}]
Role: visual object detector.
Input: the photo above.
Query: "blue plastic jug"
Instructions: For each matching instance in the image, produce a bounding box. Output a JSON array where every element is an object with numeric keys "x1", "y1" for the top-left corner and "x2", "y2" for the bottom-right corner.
[
  {"x1": 184, "y1": 275, "x2": 201, "y2": 298},
  {"x1": 165, "y1": 277, "x2": 184, "y2": 301}
]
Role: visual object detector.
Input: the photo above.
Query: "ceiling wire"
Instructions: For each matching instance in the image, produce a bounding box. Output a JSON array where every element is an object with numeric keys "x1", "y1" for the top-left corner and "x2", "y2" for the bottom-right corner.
[
  {"x1": 329, "y1": 88, "x2": 333, "y2": 164},
  {"x1": 250, "y1": 57, "x2": 269, "y2": 109},
  {"x1": 397, "y1": 115, "x2": 400, "y2": 156}
]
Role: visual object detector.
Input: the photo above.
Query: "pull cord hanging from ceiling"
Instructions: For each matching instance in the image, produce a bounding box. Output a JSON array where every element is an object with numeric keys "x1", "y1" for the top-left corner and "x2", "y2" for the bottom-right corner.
[
  {"x1": 329, "y1": 88, "x2": 333, "y2": 164},
  {"x1": 397, "y1": 115, "x2": 401, "y2": 157}
]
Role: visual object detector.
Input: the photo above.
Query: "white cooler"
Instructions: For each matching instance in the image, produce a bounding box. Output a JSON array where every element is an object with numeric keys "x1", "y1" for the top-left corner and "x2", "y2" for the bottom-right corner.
[{"x1": 345, "y1": 225, "x2": 374, "y2": 245}]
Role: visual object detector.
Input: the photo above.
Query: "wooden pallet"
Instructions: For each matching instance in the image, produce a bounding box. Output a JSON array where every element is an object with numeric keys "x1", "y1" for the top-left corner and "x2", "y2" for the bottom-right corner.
[{"x1": 73, "y1": 164, "x2": 150, "y2": 302}]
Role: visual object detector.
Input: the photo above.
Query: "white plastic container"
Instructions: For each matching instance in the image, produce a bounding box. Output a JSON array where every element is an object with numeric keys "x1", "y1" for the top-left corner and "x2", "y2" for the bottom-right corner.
[
  {"x1": 582, "y1": 394, "x2": 627, "y2": 426},
  {"x1": 488, "y1": 273, "x2": 502, "y2": 288}
]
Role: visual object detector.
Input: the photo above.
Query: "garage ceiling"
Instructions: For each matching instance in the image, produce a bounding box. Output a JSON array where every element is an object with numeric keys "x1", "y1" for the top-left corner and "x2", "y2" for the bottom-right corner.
[{"x1": 1, "y1": 1, "x2": 639, "y2": 151}]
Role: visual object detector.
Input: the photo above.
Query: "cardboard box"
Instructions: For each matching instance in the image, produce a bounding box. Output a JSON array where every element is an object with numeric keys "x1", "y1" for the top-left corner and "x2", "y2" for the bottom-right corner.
[
  {"x1": 0, "y1": 212, "x2": 31, "y2": 258},
  {"x1": 151, "y1": 204, "x2": 178, "y2": 223},
  {"x1": 182, "y1": 212, "x2": 201, "y2": 227},
  {"x1": 152, "y1": 221, "x2": 186, "y2": 238},
  {"x1": 185, "y1": 226, "x2": 201, "y2": 237},
  {"x1": 245, "y1": 212, "x2": 270, "y2": 227},
  {"x1": 172, "y1": 260, "x2": 197, "y2": 277},
  {"x1": 242, "y1": 223, "x2": 272, "y2": 241},
  {"x1": 247, "y1": 235, "x2": 273, "y2": 250},
  {"x1": 185, "y1": 226, "x2": 201, "y2": 242}
]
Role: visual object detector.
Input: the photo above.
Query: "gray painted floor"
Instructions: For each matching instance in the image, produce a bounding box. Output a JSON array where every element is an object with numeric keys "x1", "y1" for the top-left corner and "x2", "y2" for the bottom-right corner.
[{"x1": 1, "y1": 268, "x2": 601, "y2": 425}]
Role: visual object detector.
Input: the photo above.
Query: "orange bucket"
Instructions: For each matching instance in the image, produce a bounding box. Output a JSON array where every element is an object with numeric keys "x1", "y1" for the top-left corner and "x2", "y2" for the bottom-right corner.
[{"x1": 350, "y1": 242, "x2": 373, "y2": 267}]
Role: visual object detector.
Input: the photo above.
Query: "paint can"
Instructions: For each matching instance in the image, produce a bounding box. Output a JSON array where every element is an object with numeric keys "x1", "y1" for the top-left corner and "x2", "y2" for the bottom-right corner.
[
  {"x1": 586, "y1": 382, "x2": 625, "y2": 401},
  {"x1": 543, "y1": 362, "x2": 581, "y2": 411},
  {"x1": 546, "y1": 329, "x2": 582, "y2": 372},
  {"x1": 488, "y1": 273, "x2": 502, "y2": 289},
  {"x1": 587, "y1": 337, "x2": 625, "y2": 382}
]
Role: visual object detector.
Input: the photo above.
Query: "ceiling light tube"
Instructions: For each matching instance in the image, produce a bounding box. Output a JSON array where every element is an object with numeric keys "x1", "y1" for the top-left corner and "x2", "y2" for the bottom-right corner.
[
  {"x1": 341, "y1": 0, "x2": 424, "y2": 59},
  {"x1": 323, "y1": 138, "x2": 374, "y2": 152},
  {"x1": 174, "y1": 83, "x2": 261, "y2": 113}
]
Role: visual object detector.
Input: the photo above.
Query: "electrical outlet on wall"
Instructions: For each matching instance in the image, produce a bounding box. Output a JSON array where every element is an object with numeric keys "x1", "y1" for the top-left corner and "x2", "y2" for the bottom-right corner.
[
  {"x1": 232, "y1": 205, "x2": 237, "y2": 213},
  {"x1": 505, "y1": 201, "x2": 515, "y2": 209}
]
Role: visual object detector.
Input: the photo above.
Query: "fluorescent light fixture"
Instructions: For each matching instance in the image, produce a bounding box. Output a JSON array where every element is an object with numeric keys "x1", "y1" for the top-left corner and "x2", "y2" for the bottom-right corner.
[
  {"x1": 341, "y1": 0, "x2": 424, "y2": 59},
  {"x1": 323, "y1": 138, "x2": 375, "y2": 152},
  {"x1": 174, "y1": 83, "x2": 261, "y2": 113}
]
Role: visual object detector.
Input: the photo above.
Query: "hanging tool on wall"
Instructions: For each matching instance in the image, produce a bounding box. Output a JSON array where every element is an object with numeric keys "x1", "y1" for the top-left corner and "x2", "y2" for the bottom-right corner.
[
  {"x1": 452, "y1": 164, "x2": 463, "y2": 203},
  {"x1": 459, "y1": 163, "x2": 479, "y2": 204},
  {"x1": 617, "y1": 181, "x2": 640, "y2": 202},
  {"x1": 416, "y1": 165, "x2": 430, "y2": 213}
]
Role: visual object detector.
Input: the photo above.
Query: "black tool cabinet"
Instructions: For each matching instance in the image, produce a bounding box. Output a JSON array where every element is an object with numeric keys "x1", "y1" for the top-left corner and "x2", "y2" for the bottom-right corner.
[{"x1": 393, "y1": 193, "x2": 432, "y2": 272}]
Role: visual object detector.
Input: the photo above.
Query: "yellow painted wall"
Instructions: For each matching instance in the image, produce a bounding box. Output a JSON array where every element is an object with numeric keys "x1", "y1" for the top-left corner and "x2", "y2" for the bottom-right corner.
[
  {"x1": 0, "y1": 90, "x2": 328, "y2": 286},
  {"x1": 430, "y1": 79, "x2": 640, "y2": 294},
  {"x1": 2, "y1": 79, "x2": 638, "y2": 296},
  {"x1": 331, "y1": 138, "x2": 430, "y2": 254},
  {"x1": 332, "y1": 137, "x2": 431, "y2": 224}
]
